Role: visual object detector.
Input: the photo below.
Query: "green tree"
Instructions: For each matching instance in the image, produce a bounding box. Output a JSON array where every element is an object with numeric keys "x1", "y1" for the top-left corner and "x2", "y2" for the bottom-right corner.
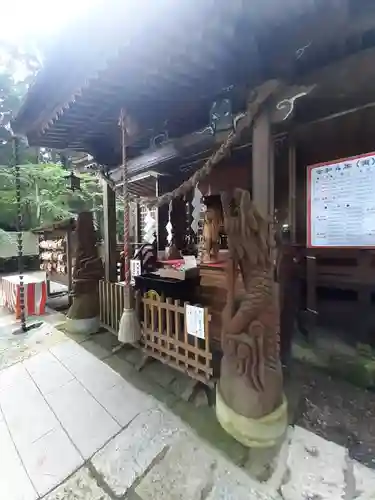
[
  {"x1": 0, "y1": 163, "x2": 103, "y2": 232},
  {"x1": 0, "y1": 43, "x2": 104, "y2": 235}
]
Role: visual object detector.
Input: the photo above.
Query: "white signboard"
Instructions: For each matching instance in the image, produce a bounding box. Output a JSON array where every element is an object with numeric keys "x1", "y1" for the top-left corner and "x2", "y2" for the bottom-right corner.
[
  {"x1": 185, "y1": 304, "x2": 205, "y2": 339},
  {"x1": 130, "y1": 259, "x2": 141, "y2": 285},
  {"x1": 183, "y1": 255, "x2": 197, "y2": 269},
  {"x1": 307, "y1": 152, "x2": 375, "y2": 248}
]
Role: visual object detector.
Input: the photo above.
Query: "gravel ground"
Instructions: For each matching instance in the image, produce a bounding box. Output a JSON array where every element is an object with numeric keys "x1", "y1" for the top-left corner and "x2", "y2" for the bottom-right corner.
[{"x1": 286, "y1": 360, "x2": 375, "y2": 469}]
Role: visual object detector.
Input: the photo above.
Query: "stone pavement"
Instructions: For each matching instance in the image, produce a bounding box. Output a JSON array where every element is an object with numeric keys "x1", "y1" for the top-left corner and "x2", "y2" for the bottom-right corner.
[
  {"x1": 0, "y1": 307, "x2": 67, "y2": 371},
  {"x1": 0, "y1": 309, "x2": 375, "y2": 499},
  {"x1": 0, "y1": 336, "x2": 279, "y2": 500}
]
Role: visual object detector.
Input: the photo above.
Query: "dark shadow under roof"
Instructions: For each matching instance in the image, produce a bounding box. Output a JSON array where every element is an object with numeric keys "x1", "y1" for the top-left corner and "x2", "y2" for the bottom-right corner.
[{"x1": 13, "y1": 0, "x2": 350, "y2": 157}]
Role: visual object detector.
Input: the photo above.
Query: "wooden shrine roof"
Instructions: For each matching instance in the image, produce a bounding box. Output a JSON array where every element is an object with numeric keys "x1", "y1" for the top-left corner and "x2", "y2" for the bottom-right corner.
[{"x1": 13, "y1": 0, "x2": 351, "y2": 158}]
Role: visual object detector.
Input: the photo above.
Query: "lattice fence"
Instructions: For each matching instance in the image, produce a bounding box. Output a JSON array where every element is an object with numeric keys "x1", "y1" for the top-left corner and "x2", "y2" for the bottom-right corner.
[
  {"x1": 142, "y1": 294, "x2": 213, "y2": 386},
  {"x1": 99, "y1": 280, "x2": 125, "y2": 334},
  {"x1": 99, "y1": 280, "x2": 214, "y2": 386}
]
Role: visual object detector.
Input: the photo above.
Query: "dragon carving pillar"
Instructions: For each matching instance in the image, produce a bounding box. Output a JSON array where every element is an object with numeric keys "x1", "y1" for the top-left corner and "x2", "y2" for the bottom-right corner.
[
  {"x1": 66, "y1": 211, "x2": 104, "y2": 335},
  {"x1": 215, "y1": 189, "x2": 287, "y2": 448}
]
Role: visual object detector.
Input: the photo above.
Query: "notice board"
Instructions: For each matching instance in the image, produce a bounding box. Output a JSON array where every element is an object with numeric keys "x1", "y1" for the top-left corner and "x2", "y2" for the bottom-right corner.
[{"x1": 307, "y1": 152, "x2": 375, "y2": 248}]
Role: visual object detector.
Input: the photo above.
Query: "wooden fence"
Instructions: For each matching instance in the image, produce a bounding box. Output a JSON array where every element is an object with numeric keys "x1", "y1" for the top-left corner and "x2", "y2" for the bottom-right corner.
[
  {"x1": 142, "y1": 294, "x2": 213, "y2": 386},
  {"x1": 98, "y1": 280, "x2": 214, "y2": 385},
  {"x1": 99, "y1": 280, "x2": 125, "y2": 334}
]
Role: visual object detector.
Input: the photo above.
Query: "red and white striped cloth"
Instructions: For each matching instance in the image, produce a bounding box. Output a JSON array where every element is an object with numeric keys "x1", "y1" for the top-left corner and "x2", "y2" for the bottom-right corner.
[{"x1": 0, "y1": 274, "x2": 47, "y2": 318}]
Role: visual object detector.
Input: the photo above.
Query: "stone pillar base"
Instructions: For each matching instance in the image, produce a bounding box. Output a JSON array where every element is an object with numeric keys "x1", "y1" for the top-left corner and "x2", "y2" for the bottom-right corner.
[
  {"x1": 216, "y1": 386, "x2": 288, "y2": 448},
  {"x1": 65, "y1": 316, "x2": 100, "y2": 335}
]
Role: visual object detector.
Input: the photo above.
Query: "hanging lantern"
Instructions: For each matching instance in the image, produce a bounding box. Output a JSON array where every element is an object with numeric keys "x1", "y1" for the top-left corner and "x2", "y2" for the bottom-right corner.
[{"x1": 65, "y1": 171, "x2": 81, "y2": 192}]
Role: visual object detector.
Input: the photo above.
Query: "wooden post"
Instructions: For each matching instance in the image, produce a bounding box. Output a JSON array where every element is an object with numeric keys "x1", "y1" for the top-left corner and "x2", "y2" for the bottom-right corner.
[
  {"x1": 156, "y1": 176, "x2": 169, "y2": 253},
  {"x1": 135, "y1": 202, "x2": 141, "y2": 245},
  {"x1": 66, "y1": 229, "x2": 73, "y2": 307},
  {"x1": 102, "y1": 179, "x2": 117, "y2": 282},
  {"x1": 252, "y1": 110, "x2": 275, "y2": 265},
  {"x1": 288, "y1": 140, "x2": 297, "y2": 244},
  {"x1": 305, "y1": 252, "x2": 318, "y2": 338},
  {"x1": 252, "y1": 110, "x2": 273, "y2": 221}
]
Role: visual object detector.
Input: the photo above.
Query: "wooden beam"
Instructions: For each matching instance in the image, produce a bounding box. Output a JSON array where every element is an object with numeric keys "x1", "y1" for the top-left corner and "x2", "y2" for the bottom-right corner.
[
  {"x1": 288, "y1": 140, "x2": 297, "y2": 243},
  {"x1": 102, "y1": 180, "x2": 117, "y2": 282},
  {"x1": 252, "y1": 110, "x2": 273, "y2": 221},
  {"x1": 306, "y1": 253, "x2": 318, "y2": 333},
  {"x1": 134, "y1": 202, "x2": 141, "y2": 245},
  {"x1": 66, "y1": 229, "x2": 73, "y2": 308},
  {"x1": 155, "y1": 176, "x2": 160, "y2": 251},
  {"x1": 157, "y1": 177, "x2": 169, "y2": 252}
]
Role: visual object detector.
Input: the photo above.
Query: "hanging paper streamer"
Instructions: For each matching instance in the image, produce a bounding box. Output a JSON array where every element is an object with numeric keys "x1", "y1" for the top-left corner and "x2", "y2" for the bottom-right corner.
[
  {"x1": 166, "y1": 201, "x2": 173, "y2": 245},
  {"x1": 191, "y1": 185, "x2": 202, "y2": 234},
  {"x1": 144, "y1": 207, "x2": 156, "y2": 243}
]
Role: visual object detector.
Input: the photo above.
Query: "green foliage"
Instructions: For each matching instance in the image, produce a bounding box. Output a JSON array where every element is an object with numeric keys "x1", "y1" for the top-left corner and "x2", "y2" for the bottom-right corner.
[
  {"x1": 0, "y1": 43, "x2": 104, "y2": 236},
  {"x1": 0, "y1": 164, "x2": 103, "y2": 232}
]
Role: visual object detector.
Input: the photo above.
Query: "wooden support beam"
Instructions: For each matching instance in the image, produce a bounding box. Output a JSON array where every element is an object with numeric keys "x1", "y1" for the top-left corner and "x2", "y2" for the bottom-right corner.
[
  {"x1": 102, "y1": 180, "x2": 117, "y2": 282},
  {"x1": 134, "y1": 202, "x2": 140, "y2": 245},
  {"x1": 155, "y1": 176, "x2": 160, "y2": 251},
  {"x1": 288, "y1": 141, "x2": 297, "y2": 243},
  {"x1": 252, "y1": 110, "x2": 273, "y2": 222},
  {"x1": 66, "y1": 229, "x2": 73, "y2": 307},
  {"x1": 305, "y1": 253, "x2": 318, "y2": 337}
]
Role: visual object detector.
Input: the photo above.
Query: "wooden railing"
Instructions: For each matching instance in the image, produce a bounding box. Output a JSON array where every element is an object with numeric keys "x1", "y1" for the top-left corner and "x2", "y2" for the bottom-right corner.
[
  {"x1": 142, "y1": 294, "x2": 213, "y2": 386},
  {"x1": 98, "y1": 280, "x2": 214, "y2": 386},
  {"x1": 99, "y1": 280, "x2": 125, "y2": 334}
]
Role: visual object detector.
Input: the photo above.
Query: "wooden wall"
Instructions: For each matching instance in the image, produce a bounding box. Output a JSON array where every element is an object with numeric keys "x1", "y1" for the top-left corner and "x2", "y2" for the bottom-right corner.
[
  {"x1": 295, "y1": 106, "x2": 375, "y2": 244},
  {"x1": 292, "y1": 107, "x2": 375, "y2": 344},
  {"x1": 155, "y1": 151, "x2": 253, "y2": 252},
  {"x1": 198, "y1": 153, "x2": 251, "y2": 196}
]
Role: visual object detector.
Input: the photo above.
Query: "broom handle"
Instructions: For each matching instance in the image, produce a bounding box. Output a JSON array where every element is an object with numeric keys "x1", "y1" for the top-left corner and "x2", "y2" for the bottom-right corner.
[{"x1": 121, "y1": 110, "x2": 131, "y2": 308}]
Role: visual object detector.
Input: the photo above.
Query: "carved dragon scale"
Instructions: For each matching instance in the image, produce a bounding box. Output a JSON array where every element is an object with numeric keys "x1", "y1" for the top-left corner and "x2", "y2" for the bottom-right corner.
[{"x1": 219, "y1": 189, "x2": 283, "y2": 420}]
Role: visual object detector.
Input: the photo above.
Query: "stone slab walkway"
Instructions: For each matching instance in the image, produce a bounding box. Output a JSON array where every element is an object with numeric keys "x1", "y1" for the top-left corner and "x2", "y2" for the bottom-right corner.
[
  {"x1": 0, "y1": 308, "x2": 374, "y2": 499},
  {"x1": 0, "y1": 337, "x2": 279, "y2": 500}
]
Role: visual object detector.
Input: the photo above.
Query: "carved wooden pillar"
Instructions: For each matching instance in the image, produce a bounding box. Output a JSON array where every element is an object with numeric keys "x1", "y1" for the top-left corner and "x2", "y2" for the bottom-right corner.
[{"x1": 102, "y1": 179, "x2": 117, "y2": 282}]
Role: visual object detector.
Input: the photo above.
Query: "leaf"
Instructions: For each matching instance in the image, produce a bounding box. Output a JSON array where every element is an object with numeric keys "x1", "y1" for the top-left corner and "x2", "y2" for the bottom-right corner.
[{"x1": 0, "y1": 228, "x2": 11, "y2": 243}]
